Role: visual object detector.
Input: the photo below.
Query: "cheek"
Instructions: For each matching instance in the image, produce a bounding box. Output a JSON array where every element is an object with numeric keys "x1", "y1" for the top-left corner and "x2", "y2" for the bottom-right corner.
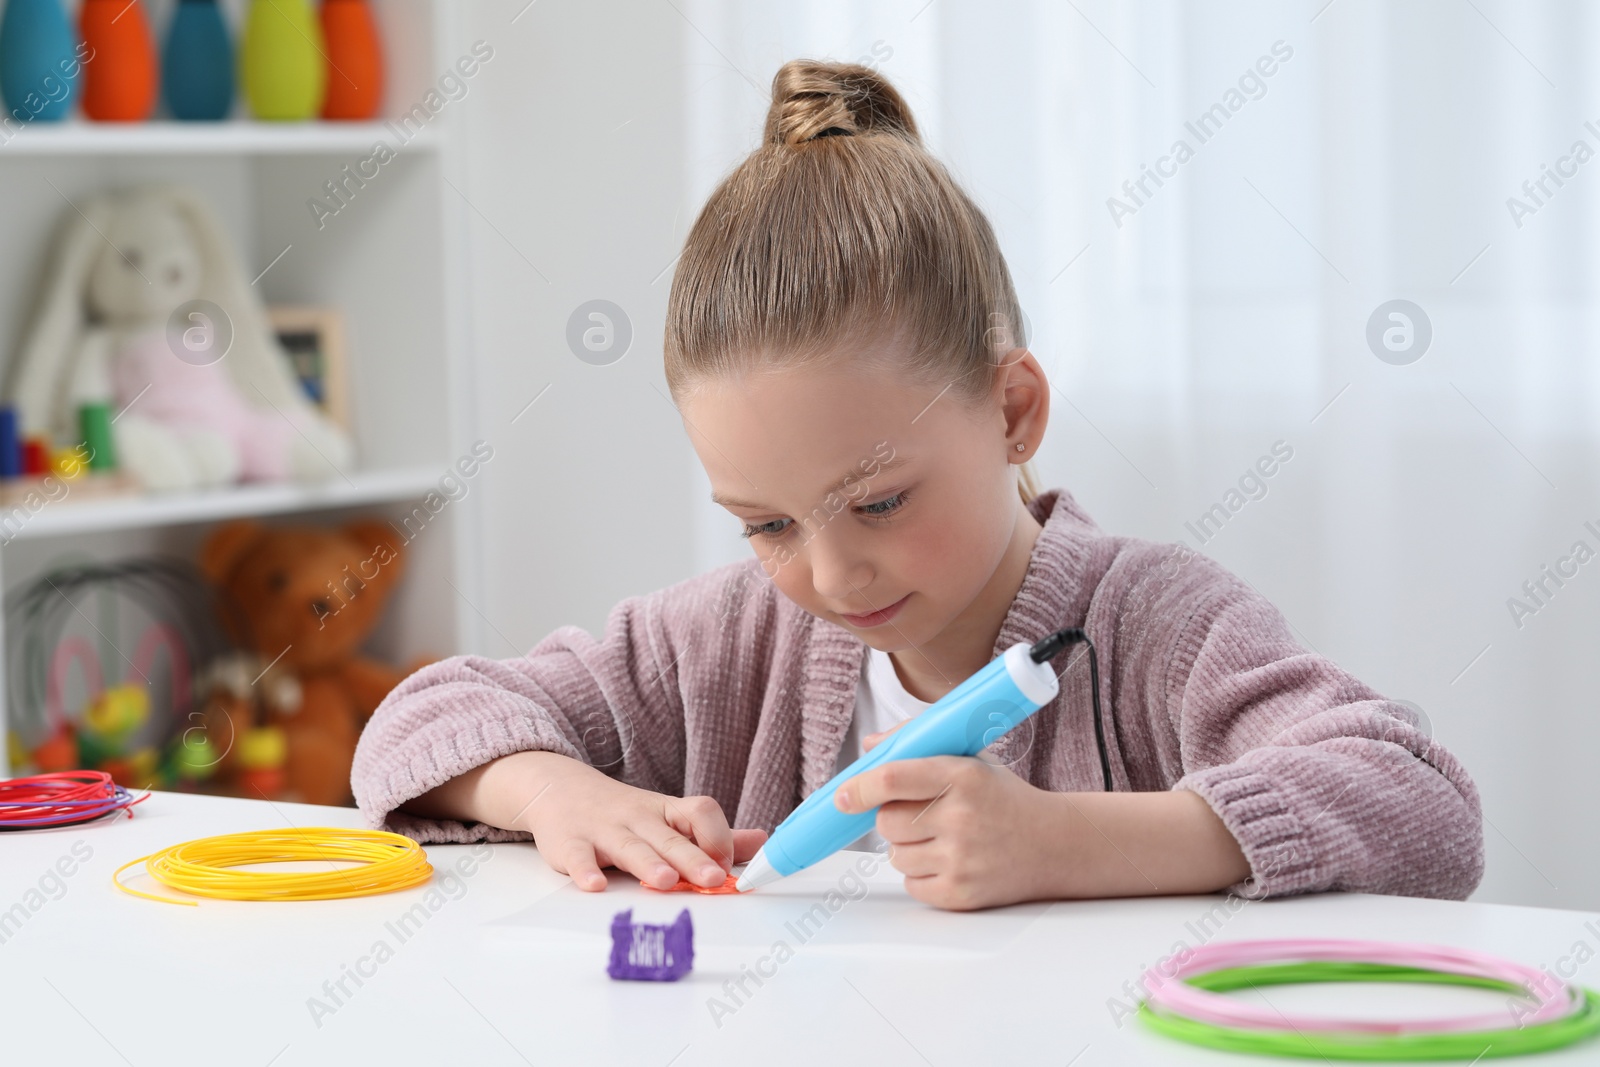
[
  {"x1": 765, "y1": 550, "x2": 815, "y2": 606},
  {"x1": 906, "y1": 497, "x2": 1001, "y2": 574}
]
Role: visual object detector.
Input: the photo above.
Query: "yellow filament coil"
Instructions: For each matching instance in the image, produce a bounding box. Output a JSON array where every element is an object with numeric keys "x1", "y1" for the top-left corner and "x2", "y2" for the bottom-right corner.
[{"x1": 114, "y1": 827, "x2": 433, "y2": 906}]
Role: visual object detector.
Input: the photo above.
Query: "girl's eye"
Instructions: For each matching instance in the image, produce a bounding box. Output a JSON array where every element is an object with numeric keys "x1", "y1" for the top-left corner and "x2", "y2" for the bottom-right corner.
[
  {"x1": 738, "y1": 490, "x2": 909, "y2": 539},
  {"x1": 857, "y1": 491, "x2": 908, "y2": 520},
  {"x1": 740, "y1": 518, "x2": 792, "y2": 539}
]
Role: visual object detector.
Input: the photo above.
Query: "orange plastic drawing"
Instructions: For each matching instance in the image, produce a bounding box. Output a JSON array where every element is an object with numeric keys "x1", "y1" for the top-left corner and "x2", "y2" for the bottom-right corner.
[{"x1": 644, "y1": 872, "x2": 743, "y2": 894}]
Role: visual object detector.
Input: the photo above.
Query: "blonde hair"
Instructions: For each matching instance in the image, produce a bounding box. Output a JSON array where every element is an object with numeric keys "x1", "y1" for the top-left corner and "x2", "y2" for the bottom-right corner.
[{"x1": 664, "y1": 59, "x2": 1040, "y2": 506}]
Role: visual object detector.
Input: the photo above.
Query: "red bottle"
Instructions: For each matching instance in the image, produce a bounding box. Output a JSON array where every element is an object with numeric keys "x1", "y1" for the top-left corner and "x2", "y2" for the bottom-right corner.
[
  {"x1": 80, "y1": 0, "x2": 157, "y2": 121},
  {"x1": 21, "y1": 437, "x2": 49, "y2": 475},
  {"x1": 319, "y1": 0, "x2": 383, "y2": 120}
]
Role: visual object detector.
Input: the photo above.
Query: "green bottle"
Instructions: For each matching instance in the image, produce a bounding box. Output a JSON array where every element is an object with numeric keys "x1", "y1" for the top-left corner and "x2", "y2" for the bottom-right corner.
[
  {"x1": 78, "y1": 401, "x2": 115, "y2": 470},
  {"x1": 239, "y1": 0, "x2": 325, "y2": 120}
]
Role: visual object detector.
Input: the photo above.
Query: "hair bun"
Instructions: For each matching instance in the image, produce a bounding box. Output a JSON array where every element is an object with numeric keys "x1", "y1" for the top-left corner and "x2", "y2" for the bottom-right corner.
[{"x1": 764, "y1": 59, "x2": 920, "y2": 146}]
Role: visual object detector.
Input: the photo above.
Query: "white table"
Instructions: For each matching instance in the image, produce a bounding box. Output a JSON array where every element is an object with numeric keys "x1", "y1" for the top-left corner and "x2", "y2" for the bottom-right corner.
[{"x1": 2, "y1": 790, "x2": 1596, "y2": 1066}]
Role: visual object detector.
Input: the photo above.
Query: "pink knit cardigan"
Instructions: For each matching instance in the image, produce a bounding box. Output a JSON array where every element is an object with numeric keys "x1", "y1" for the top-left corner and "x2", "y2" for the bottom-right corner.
[{"x1": 353, "y1": 488, "x2": 1484, "y2": 900}]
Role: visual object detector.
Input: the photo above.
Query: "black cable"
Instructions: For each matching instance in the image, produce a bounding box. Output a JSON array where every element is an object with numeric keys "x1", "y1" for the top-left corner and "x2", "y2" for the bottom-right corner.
[{"x1": 1029, "y1": 627, "x2": 1112, "y2": 792}]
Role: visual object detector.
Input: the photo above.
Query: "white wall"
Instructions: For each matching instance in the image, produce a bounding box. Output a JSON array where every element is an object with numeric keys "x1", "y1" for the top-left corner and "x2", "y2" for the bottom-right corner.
[{"x1": 451, "y1": 0, "x2": 699, "y2": 655}]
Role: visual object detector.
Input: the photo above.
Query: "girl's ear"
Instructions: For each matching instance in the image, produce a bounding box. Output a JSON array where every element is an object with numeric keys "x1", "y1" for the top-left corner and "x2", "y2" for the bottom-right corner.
[
  {"x1": 998, "y1": 348, "x2": 1049, "y2": 457},
  {"x1": 6, "y1": 191, "x2": 114, "y2": 439}
]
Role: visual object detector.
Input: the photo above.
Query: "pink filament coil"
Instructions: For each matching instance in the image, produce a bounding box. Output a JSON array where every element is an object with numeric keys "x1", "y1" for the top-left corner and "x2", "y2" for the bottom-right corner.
[{"x1": 1141, "y1": 938, "x2": 1579, "y2": 1034}]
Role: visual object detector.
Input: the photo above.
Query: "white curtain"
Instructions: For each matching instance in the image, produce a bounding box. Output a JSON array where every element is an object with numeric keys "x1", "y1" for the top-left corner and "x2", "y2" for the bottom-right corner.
[{"x1": 678, "y1": 0, "x2": 1600, "y2": 909}]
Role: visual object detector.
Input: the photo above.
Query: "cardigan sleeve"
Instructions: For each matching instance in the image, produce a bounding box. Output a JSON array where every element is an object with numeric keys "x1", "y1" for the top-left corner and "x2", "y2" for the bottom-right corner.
[
  {"x1": 351, "y1": 575, "x2": 708, "y2": 844},
  {"x1": 1156, "y1": 557, "x2": 1484, "y2": 901}
]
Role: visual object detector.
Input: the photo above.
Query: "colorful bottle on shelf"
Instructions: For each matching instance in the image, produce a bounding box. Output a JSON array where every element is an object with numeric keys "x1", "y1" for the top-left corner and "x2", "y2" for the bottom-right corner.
[
  {"x1": 78, "y1": 402, "x2": 116, "y2": 471},
  {"x1": 319, "y1": 0, "x2": 383, "y2": 120},
  {"x1": 79, "y1": 0, "x2": 158, "y2": 121},
  {"x1": 163, "y1": 0, "x2": 233, "y2": 120},
  {"x1": 0, "y1": 407, "x2": 21, "y2": 477},
  {"x1": 239, "y1": 0, "x2": 325, "y2": 121},
  {"x1": 21, "y1": 437, "x2": 50, "y2": 476},
  {"x1": 0, "y1": 0, "x2": 80, "y2": 122}
]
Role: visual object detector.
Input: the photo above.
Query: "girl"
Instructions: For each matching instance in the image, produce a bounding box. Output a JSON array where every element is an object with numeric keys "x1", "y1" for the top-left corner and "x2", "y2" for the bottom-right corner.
[{"x1": 354, "y1": 60, "x2": 1483, "y2": 911}]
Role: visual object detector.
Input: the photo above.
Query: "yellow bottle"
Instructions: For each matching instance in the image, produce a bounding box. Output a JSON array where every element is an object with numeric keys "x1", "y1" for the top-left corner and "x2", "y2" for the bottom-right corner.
[{"x1": 239, "y1": 0, "x2": 325, "y2": 121}]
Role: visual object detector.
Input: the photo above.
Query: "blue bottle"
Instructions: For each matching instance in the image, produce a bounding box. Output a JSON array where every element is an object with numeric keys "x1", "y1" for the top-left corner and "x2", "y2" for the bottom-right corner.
[
  {"x1": 162, "y1": 0, "x2": 233, "y2": 120},
  {"x1": 0, "y1": 0, "x2": 80, "y2": 122},
  {"x1": 0, "y1": 406, "x2": 21, "y2": 477}
]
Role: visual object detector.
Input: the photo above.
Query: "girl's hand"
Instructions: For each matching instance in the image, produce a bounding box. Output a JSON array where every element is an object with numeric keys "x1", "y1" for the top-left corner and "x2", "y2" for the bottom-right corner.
[
  {"x1": 517, "y1": 755, "x2": 768, "y2": 893},
  {"x1": 833, "y1": 753, "x2": 1059, "y2": 911},
  {"x1": 861, "y1": 723, "x2": 904, "y2": 751}
]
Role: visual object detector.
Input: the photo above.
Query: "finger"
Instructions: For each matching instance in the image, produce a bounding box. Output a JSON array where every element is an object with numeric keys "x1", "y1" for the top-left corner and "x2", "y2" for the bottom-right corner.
[
  {"x1": 642, "y1": 818, "x2": 727, "y2": 888},
  {"x1": 862, "y1": 719, "x2": 908, "y2": 752},
  {"x1": 662, "y1": 797, "x2": 738, "y2": 885},
  {"x1": 835, "y1": 755, "x2": 967, "y2": 814},
  {"x1": 875, "y1": 798, "x2": 940, "y2": 846},
  {"x1": 902, "y1": 872, "x2": 946, "y2": 909},
  {"x1": 731, "y1": 828, "x2": 769, "y2": 862},
  {"x1": 557, "y1": 839, "x2": 608, "y2": 892},
  {"x1": 604, "y1": 832, "x2": 679, "y2": 890},
  {"x1": 881, "y1": 837, "x2": 940, "y2": 878}
]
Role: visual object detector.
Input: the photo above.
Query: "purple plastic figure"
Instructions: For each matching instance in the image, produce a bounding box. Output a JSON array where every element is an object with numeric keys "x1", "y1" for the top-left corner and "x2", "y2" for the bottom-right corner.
[{"x1": 608, "y1": 908, "x2": 694, "y2": 981}]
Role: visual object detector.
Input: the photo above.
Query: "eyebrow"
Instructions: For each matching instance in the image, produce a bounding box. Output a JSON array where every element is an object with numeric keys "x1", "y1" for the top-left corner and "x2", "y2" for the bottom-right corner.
[{"x1": 711, "y1": 455, "x2": 907, "y2": 510}]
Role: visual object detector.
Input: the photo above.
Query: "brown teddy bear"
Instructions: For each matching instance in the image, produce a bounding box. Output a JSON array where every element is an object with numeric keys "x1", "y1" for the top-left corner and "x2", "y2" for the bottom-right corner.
[{"x1": 195, "y1": 518, "x2": 419, "y2": 806}]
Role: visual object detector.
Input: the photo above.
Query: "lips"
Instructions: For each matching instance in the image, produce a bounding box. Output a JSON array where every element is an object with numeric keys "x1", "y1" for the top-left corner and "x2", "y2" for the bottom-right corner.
[{"x1": 839, "y1": 593, "x2": 910, "y2": 628}]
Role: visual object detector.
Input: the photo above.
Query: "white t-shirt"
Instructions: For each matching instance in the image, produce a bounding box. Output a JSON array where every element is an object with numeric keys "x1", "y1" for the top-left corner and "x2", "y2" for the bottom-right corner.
[{"x1": 833, "y1": 647, "x2": 931, "y2": 853}]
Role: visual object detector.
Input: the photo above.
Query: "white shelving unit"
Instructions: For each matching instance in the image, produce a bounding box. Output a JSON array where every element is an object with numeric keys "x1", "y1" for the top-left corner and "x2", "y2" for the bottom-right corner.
[
  {"x1": 0, "y1": 1, "x2": 481, "y2": 776},
  {"x1": 0, "y1": 118, "x2": 438, "y2": 155},
  {"x1": 8, "y1": 466, "x2": 449, "y2": 540}
]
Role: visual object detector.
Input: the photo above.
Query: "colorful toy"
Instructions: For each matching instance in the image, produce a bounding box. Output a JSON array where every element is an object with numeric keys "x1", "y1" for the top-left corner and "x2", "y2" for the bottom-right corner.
[
  {"x1": 608, "y1": 909, "x2": 694, "y2": 981},
  {"x1": 78, "y1": 402, "x2": 116, "y2": 470},
  {"x1": 0, "y1": 0, "x2": 80, "y2": 122},
  {"x1": 77, "y1": 681, "x2": 154, "y2": 779},
  {"x1": 234, "y1": 724, "x2": 288, "y2": 799},
  {"x1": 3, "y1": 185, "x2": 354, "y2": 491},
  {"x1": 196, "y1": 518, "x2": 426, "y2": 806},
  {"x1": 319, "y1": 0, "x2": 383, "y2": 120},
  {"x1": 79, "y1": 0, "x2": 157, "y2": 122},
  {"x1": 163, "y1": 0, "x2": 233, "y2": 120},
  {"x1": 29, "y1": 723, "x2": 77, "y2": 772},
  {"x1": 240, "y1": 0, "x2": 326, "y2": 120},
  {"x1": 0, "y1": 406, "x2": 21, "y2": 476},
  {"x1": 21, "y1": 436, "x2": 48, "y2": 475},
  {"x1": 38, "y1": 644, "x2": 162, "y2": 788},
  {"x1": 167, "y1": 730, "x2": 218, "y2": 785},
  {"x1": 7, "y1": 559, "x2": 233, "y2": 788}
]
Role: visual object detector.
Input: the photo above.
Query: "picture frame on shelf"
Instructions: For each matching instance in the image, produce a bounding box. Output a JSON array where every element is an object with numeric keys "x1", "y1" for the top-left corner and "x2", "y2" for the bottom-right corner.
[{"x1": 267, "y1": 306, "x2": 350, "y2": 430}]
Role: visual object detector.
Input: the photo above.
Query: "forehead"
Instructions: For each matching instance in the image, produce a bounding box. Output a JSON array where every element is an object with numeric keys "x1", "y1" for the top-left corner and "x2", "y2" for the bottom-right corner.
[{"x1": 681, "y1": 359, "x2": 935, "y2": 507}]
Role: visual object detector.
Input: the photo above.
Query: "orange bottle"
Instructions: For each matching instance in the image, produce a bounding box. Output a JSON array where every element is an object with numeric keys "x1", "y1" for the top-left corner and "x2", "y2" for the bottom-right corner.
[
  {"x1": 319, "y1": 0, "x2": 383, "y2": 120},
  {"x1": 79, "y1": 0, "x2": 157, "y2": 121}
]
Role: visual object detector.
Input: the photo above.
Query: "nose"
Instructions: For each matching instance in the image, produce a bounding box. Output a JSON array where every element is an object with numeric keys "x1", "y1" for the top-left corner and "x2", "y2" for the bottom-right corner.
[
  {"x1": 311, "y1": 598, "x2": 332, "y2": 617},
  {"x1": 804, "y1": 526, "x2": 875, "y2": 604}
]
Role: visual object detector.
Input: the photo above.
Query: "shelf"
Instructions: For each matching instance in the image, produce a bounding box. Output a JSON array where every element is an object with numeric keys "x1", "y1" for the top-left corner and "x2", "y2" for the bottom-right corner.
[
  {"x1": 5, "y1": 465, "x2": 445, "y2": 541},
  {"x1": 0, "y1": 119, "x2": 438, "y2": 156}
]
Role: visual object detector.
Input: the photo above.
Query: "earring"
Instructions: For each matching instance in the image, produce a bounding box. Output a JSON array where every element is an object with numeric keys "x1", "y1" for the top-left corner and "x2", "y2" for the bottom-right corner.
[{"x1": 1014, "y1": 443, "x2": 1025, "y2": 452}]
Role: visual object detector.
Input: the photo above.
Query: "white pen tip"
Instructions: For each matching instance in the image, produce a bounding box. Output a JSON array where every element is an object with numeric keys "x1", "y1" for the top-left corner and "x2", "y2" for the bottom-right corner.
[{"x1": 735, "y1": 848, "x2": 782, "y2": 892}]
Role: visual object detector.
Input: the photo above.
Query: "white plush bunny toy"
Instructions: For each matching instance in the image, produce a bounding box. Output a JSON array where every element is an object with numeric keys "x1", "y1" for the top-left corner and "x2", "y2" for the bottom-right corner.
[{"x1": 5, "y1": 185, "x2": 353, "y2": 491}]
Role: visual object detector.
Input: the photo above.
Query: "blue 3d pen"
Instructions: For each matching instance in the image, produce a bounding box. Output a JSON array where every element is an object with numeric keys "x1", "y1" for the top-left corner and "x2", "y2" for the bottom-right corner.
[{"x1": 736, "y1": 627, "x2": 1109, "y2": 892}]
